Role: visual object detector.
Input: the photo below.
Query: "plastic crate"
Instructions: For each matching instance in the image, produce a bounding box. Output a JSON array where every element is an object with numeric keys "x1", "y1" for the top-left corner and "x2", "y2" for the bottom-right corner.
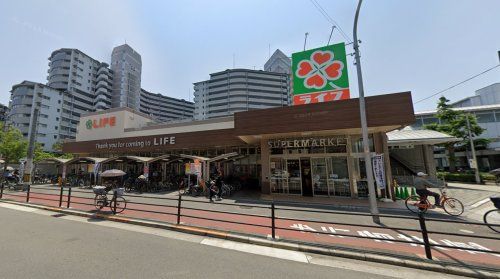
[{"x1": 92, "y1": 186, "x2": 107, "y2": 195}]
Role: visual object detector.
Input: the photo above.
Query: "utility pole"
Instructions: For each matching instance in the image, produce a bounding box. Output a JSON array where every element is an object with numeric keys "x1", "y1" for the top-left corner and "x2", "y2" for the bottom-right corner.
[
  {"x1": 25, "y1": 108, "x2": 39, "y2": 183},
  {"x1": 466, "y1": 114, "x2": 481, "y2": 184},
  {"x1": 303, "y1": 32, "x2": 309, "y2": 51},
  {"x1": 353, "y1": 0, "x2": 380, "y2": 223}
]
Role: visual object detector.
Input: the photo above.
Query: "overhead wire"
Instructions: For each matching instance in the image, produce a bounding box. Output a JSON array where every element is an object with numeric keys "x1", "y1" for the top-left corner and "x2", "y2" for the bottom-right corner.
[
  {"x1": 414, "y1": 64, "x2": 500, "y2": 104},
  {"x1": 309, "y1": 0, "x2": 353, "y2": 44}
]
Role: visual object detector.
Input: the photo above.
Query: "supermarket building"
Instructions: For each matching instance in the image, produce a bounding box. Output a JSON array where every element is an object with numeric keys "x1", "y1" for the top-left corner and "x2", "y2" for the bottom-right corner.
[{"x1": 62, "y1": 92, "x2": 418, "y2": 199}]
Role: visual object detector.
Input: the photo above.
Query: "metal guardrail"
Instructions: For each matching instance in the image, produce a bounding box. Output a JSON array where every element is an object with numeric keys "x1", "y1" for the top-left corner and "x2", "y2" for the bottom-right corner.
[{"x1": 0, "y1": 183, "x2": 499, "y2": 264}]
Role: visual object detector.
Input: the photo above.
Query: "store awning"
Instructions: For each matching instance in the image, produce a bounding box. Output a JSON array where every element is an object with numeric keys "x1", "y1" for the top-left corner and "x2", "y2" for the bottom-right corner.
[
  {"x1": 147, "y1": 154, "x2": 209, "y2": 164},
  {"x1": 101, "y1": 156, "x2": 154, "y2": 164},
  {"x1": 387, "y1": 129, "x2": 460, "y2": 146},
  {"x1": 35, "y1": 158, "x2": 71, "y2": 165},
  {"x1": 66, "y1": 157, "x2": 108, "y2": 165},
  {"x1": 207, "y1": 152, "x2": 239, "y2": 163}
]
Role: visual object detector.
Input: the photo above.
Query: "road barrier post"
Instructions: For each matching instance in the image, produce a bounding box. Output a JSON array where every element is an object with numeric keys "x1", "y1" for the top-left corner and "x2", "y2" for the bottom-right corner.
[
  {"x1": 112, "y1": 190, "x2": 117, "y2": 214},
  {"x1": 418, "y1": 212, "x2": 433, "y2": 260},
  {"x1": 271, "y1": 202, "x2": 276, "y2": 239},
  {"x1": 26, "y1": 184, "x2": 31, "y2": 203},
  {"x1": 0, "y1": 182, "x2": 4, "y2": 199},
  {"x1": 177, "y1": 194, "x2": 182, "y2": 225},
  {"x1": 58, "y1": 186, "x2": 64, "y2": 207},
  {"x1": 66, "y1": 187, "x2": 72, "y2": 208}
]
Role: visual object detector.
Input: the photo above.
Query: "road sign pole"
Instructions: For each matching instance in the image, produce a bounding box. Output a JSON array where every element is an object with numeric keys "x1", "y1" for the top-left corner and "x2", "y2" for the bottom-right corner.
[{"x1": 353, "y1": 0, "x2": 380, "y2": 223}]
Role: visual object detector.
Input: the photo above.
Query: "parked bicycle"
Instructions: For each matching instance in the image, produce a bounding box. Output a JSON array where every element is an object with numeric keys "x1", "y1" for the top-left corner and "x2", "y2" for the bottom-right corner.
[
  {"x1": 484, "y1": 196, "x2": 500, "y2": 233},
  {"x1": 405, "y1": 186, "x2": 464, "y2": 216},
  {"x1": 93, "y1": 185, "x2": 127, "y2": 213}
]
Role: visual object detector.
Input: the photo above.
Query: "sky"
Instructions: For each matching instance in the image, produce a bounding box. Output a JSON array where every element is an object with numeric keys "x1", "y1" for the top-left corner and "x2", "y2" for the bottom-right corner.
[{"x1": 0, "y1": 0, "x2": 499, "y2": 111}]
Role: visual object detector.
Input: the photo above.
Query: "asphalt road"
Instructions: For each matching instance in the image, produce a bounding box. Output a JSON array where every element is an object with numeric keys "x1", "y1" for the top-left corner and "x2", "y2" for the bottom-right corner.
[
  {"x1": 2, "y1": 185, "x2": 500, "y2": 269},
  {"x1": 0, "y1": 206, "x2": 398, "y2": 279},
  {"x1": 0, "y1": 205, "x2": 473, "y2": 279}
]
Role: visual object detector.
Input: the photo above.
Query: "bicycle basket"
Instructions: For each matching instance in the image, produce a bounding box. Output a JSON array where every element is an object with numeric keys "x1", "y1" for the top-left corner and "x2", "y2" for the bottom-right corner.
[
  {"x1": 93, "y1": 186, "x2": 107, "y2": 195},
  {"x1": 491, "y1": 197, "x2": 500, "y2": 209},
  {"x1": 114, "y1": 188, "x2": 125, "y2": 197}
]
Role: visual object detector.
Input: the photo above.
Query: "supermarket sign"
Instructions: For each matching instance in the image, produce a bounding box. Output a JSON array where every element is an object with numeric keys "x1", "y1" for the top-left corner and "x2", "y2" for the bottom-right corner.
[
  {"x1": 86, "y1": 116, "x2": 116, "y2": 130},
  {"x1": 292, "y1": 43, "x2": 350, "y2": 105}
]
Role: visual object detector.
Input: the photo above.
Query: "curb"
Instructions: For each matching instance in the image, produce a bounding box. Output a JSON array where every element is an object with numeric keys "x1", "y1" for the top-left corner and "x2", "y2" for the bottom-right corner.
[{"x1": 1, "y1": 200, "x2": 498, "y2": 279}]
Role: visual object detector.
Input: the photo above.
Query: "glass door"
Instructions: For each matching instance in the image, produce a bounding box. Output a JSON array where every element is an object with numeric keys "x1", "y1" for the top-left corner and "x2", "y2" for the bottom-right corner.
[
  {"x1": 270, "y1": 158, "x2": 287, "y2": 194},
  {"x1": 286, "y1": 159, "x2": 302, "y2": 195},
  {"x1": 327, "y1": 157, "x2": 351, "y2": 197},
  {"x1": 311, "y1": 158, "x2": 329, "y2": 196}
]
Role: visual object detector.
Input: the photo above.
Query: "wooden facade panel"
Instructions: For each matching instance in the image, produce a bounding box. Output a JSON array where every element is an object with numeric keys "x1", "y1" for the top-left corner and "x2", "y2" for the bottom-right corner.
[
  {"x1": 234, "y1": 92, "x2": 415, "y2": 135},
  {"x1": 63, "y1": 92, "x2": 416, "y2": 154},
  {"x1": 63, "y1": 128, "x2": 244, "y2": 154}
]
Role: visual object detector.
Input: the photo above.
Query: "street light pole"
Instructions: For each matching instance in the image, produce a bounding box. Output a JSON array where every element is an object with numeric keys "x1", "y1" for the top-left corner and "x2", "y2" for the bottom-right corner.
[
  {"x1": 353, "y1": 0, "x2": 380, "y2": 223},
  {"x1": 466, "y1": 114, "x2": 481, "y2": 184}
]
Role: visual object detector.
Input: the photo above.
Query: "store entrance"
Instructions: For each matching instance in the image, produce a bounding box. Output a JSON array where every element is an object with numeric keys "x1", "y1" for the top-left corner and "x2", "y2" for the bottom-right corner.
[{"x1": 300, "y1": 158, "x2": 313, "y2": 196}]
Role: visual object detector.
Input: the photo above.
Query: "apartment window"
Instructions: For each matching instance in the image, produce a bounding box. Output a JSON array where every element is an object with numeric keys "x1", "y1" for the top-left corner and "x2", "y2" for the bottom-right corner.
[
  {"x1": 54, "y1": 135, "x2": 58, "y2": 139},
  {"x1": 475, "y1": 112, "x2": 495, "y2": 123},
  {"x1": 422, "y1": 117, "x2": 438, "y2": 125},
  {"x1": 56, "y1": 117, "x2": 59, "y2": 121},
  {"x1": 57, "y1": 109, "x2": 60, "y2": 112},
  {"x1": 55, "y1": 126, "x2": 58, "y2": 130}
]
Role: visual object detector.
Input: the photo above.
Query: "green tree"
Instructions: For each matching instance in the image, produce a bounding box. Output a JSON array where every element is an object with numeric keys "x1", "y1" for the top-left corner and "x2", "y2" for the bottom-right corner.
[
  {"x1": 52, "y1": 140, "x2": 73, "y2": 159},
  {"x1": 0, "y1": 124, "x2": 28, "y2": 176},
  {"x1": 34, "y1": 143, "x2": 54, "y2": 162},
  {"x1": 425, "y1": 97, "x2": 485, "y2": 172}
]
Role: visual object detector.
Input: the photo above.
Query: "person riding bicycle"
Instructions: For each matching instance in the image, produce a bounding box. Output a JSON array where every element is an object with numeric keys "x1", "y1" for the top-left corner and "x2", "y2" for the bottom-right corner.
[{"x1": 415, "y1": 172, "x2": 444, "y2": 208}]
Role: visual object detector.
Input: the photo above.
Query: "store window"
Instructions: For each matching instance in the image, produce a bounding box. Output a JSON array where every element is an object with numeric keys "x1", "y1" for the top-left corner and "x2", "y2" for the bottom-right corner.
[{"x1": 351, "y1": 136, "x2": 374, "y2": 153}]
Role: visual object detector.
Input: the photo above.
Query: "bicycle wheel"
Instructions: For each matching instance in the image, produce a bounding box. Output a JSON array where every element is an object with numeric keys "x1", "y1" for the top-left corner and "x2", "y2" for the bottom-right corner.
[
  {"x1": 484, "y1": 209, "x2": 500, "y2": 233},
  {"x1": 405, "y1": 195, "x2": 429, "y2": 214},
  {"x1": 94, "y1": 195, "x2": 106, "y2": 210},
  {"x1": 109, "y1": 197, "x2": 127, "y2": 213},
  {"x1": 442, "y1": 198, "x2": 464, "y2": 216}
]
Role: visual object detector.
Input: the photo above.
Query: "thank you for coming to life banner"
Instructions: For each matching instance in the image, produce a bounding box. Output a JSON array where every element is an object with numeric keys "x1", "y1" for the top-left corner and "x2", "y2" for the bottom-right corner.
[
  {"x1": 372, "y1": 154, "x2": 386, "y2": 189},
  {"x1": 291, "y1": 42, "x2": 350, "y2": 105}
]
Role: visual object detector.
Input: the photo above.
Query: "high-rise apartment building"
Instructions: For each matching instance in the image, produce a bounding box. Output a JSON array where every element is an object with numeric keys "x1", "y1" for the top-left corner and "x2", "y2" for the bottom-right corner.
[
  {"x1": 139, "y1": 89, "x2": 194, "y2": 122},
  {"x1": 193, "y1": 69, "x2": 290, "y2": 120},
  {"x1": 8, "y1": 45, "x2": 192, "y2": 151},
  {"x1": 8, "y1": 81, "x2": 70, "y2": 151},
  {"x1": 0, "y1": 103, "x2": 9, "y2": 122},
  {"x1": 111, "y1": 44, "x2": 142, "y2": 110},
  {"x1": 264, "y1": 49, "x2": 291, "y2": 74}
]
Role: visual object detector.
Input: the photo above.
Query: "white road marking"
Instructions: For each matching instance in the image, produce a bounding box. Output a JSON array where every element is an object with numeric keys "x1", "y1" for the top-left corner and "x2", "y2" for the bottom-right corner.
[
  {"x1": 0, "y1": 203, "x2": 39, "y2": 212},
  {"x1": 0, "y1": 203, "x2": 475, "y2": 277},
  {"x1": 470, "y1": 198, "x2": 491, "y2": 209},
  {"x1": 201, "y1": 238, "x2": 309, "y2": 263},
  {"x1": 459, "y1": 229, "x2": 474, "y2": 234}
]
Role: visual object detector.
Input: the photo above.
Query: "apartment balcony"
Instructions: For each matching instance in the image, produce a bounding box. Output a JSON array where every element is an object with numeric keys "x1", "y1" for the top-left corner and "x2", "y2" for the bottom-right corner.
[
  {"x1": 97, "y1": 73, "x2": 110, "y2": 81},
  {"x1": 97, "y1": 80, "x2": 109, "y2": 88},
  {"x1": 97, "y1": 67, "x2": 110, "y2": 75}
]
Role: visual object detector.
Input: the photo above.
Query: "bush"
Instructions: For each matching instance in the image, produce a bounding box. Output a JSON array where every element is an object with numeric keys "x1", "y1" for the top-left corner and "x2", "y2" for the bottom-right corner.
[{"x1": 436, "y1": 171, "x2": 495, "y2": 182}]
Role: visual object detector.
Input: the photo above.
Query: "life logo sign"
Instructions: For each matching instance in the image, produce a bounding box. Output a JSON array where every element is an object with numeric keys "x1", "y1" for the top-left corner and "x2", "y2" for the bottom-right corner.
[
  {"x1": 86, "y1": 116, "x2": 116, "y2": 130},
  {"x1": 292, "y1": 42, "x2": 350, "y2": 105}
]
